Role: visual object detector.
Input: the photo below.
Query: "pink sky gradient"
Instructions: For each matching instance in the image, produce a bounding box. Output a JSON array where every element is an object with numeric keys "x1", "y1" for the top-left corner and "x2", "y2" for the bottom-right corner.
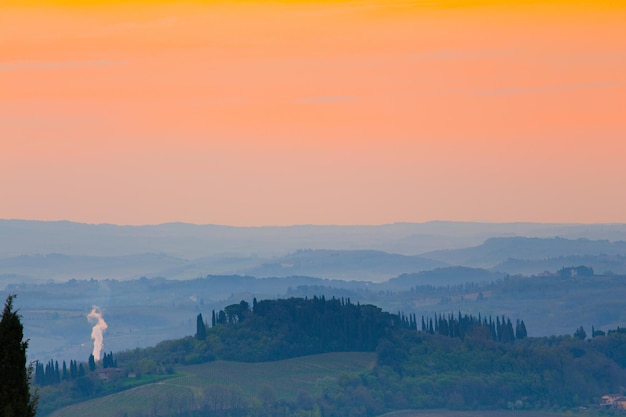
[{"x1": 1, "y1": 1, "x2": 625, "y2": 225}]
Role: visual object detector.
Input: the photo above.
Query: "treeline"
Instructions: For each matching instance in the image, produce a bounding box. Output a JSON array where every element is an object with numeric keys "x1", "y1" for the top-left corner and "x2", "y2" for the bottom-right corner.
[
  {"x1": 418, "y1": 312, "x2": 527, "y2": 342},
  {"x1": 34, "y1": 351, "x2": 117, "y2": 387},
  {"x1": 34, "y1": 359, "x2": 85, "y2": 386},
  {"x1": 116, "y1": 297, "x2": 532, "y2": 369},
  {"x1": 208, "y1": 301, "x2": 528, "y2": 354},
  {"x1": 372, "y1": 329, "x2": 626, "y2": 412},
  {"x1": 116, "y1": 296, "x2": 405, "y2": 368},
  {"x1": 210, "y1": 296, "x2": 396, "y2": 357}
]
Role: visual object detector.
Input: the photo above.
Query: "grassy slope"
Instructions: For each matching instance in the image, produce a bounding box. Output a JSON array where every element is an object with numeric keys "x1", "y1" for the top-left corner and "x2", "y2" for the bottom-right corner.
[{"x1": 47, "y1": 352, "x2": 376, "y2": 417}]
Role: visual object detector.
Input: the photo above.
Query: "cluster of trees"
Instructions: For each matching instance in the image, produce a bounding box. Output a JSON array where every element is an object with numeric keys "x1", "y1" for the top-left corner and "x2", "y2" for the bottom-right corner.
[
  {"x1": 195, "y1": 296, "x2": 398, "y2": 361},
  {"x1": 34, "y1": 359, "x2": 86, "y2": 386},
  {"x1": 375, "y1": 328, "x2": 626, "y2": 412},
  {"x1": 419, "y1": 312, "x2": 527, "y2": 342},
  {"x1": 34, "y1": 352, "x2": 117, "y2": 388},
  {"x1": 119, "y1": 296, "x2": 400, "y2": 369},
  {"x1": 194, "y1": 298, "x2": 530, "y2": 365},
  {"x1": 210, "y1": 299, "x2": 251, "y2": 326},
  {"x1": 100, "y1": 351, "x2": 117, "y2": 369}
]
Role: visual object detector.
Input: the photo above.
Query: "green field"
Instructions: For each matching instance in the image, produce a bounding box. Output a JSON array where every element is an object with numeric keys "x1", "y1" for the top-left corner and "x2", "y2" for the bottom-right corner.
[{"x1": 46, "y1": 352, "x2": 376, "y2": 417}]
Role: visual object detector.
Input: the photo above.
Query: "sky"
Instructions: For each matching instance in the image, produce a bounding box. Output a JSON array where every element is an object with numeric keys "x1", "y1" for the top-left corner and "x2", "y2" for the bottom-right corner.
[{"x1": 1, "y1": 0, "x2": 625, "y2": 226}]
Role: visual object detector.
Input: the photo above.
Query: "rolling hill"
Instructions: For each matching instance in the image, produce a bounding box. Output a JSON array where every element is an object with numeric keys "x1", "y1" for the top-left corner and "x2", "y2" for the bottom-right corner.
[
  {"x1": 44, "y1": 352, "x2": 376, "y2": 417},
  {"x1": 423, "y1": 237, "x2": 626, "y2": 272}
]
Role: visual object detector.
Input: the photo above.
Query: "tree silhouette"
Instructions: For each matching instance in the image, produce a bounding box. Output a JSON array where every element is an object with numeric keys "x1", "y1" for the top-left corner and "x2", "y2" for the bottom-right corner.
[
  {"x1": 574, "y1": 326, "x2": 587, "y2": 340},
  {"x1": 0, "y1": 295, "x2": 37, "y2": 417},
  {"x1": 196, "y1": 313, "x2": 206, "y2": 341}
]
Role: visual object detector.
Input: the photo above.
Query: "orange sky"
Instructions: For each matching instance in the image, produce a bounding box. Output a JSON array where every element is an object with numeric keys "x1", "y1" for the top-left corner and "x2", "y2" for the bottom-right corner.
[{"x1": 1, "y1": 0, "x2": 625, "y2": 226}]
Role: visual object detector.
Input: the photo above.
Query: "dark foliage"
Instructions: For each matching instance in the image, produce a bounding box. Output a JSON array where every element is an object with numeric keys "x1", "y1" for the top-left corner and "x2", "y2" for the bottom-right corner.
[
  {"x1": 368, "y1": 329, "x2": 626, "y2": 412},
  {"x1": 35, "y1": 353, "x2": 114, "y2": 389},
  {"x1": 102, "y1": 351, "x2": 117, "y2": 369},
  {"x1": 418, "y1": 312, "x2": 525, "y2": 343},
  {"x1": 195, "y1": 313, "x2": 206, "y2": 341},
  {"x1": 37, "y1": 297, "x2": 626, "y2": 417},
  {"x1": 118, "y1": 296, "x2": 399, "y2": 367},
  {"x1": 215, "y1": 296, "x2": 396, "y2": 360},
  {"x1": 0, "y1": 295, "x2": 37, "y2": 417}
]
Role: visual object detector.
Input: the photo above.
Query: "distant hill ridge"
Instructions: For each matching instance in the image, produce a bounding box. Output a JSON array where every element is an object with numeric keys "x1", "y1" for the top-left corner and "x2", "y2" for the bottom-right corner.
[
  {"x1": 424, "y1": 236, "x2": 626, "y2": 273},
  {"x1": 3, "y1": 219, "x2": 626, "y2": 284},
  {"x1": 4, "y1": 219, "x2": 626, "y2": 258}
]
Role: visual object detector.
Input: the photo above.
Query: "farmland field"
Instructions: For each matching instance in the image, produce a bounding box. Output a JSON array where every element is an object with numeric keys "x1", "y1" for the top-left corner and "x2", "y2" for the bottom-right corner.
[{"x1": 46, "y1": 352, "x2": 376, "y2": 417}]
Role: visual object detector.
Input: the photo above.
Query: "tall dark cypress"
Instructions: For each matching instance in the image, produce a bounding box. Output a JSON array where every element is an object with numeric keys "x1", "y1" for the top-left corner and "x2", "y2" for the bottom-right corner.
[
  {"x1": 54, "y1": 361, "x2": 60, "y2": 384},
  {"x1": 515, "y1": 319, "x2": 528, "y2": 339},
  {"x1": 0, "y1": 295, "x2": 38, "y2": 417},
  {"x1": 35, "y1": 361, "x2": 44, "y2": 386},
  {"x1": 196, "y1": 313, "x2": 207, "y2": 340},
  {"x1": 45, "y1": 361, "x2": 53, "y2": 385}
]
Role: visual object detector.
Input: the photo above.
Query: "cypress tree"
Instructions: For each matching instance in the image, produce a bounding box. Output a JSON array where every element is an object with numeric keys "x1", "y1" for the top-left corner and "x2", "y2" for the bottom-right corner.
[
  {"x1": 54, "y1": 361, "x2": 60, "y2": 383},
  {"x1": 503, "y1": 318, "x2": 515, "y2": 343},
  {"x1": 196, "y1": 313, "x2": 206, "y2": 340},
  {"x1": 35, "y1": 361, "x2": 44, "y2": 386},
  {"x1": 45, "y1": 361, "x2": 53, "y2": 385},
  {"x1": 515, "y1": 319, "x2": 528, "y2": 339},
  {"x1": 218, "y1": 310, "x2": 226, "y2": 324},
  {"x1": 0, "y1": 295, "x2": 38, "y2": 417}
]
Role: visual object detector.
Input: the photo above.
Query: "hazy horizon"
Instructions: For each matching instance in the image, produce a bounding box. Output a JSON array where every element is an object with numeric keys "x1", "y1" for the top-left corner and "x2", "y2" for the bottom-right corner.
[{"x1": 3, "y1": 218, "x2": 626, "y2": 228}]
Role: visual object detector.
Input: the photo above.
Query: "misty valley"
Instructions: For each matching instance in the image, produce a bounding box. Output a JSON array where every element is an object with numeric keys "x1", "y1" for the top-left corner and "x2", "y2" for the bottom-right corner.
[{"x1": 2, "y1": 221, "x2": 626, "y2": 417}]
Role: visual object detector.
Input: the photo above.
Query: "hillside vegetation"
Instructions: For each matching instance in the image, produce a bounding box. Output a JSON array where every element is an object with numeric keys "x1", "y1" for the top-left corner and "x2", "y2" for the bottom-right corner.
[
  {"x1": 36, "y1": 297, "x2": 626, "y2": 417},
  {"x1": 8, "y1": 264, "x2": 626, "y2": 363},
  {"x1": 46, "y1": 352, "x2": 375, "y2": 417}
]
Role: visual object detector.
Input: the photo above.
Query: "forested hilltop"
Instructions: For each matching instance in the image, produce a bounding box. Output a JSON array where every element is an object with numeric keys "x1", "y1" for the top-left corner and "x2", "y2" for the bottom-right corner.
[{"x1": 36, "y1": 297, "x2": 626, "y2": 417}]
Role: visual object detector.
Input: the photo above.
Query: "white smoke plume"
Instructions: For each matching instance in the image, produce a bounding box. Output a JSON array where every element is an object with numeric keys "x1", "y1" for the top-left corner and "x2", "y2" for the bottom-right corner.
[{"x1": 87, "y1": 306, "x2": 108, "y2": 361}]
